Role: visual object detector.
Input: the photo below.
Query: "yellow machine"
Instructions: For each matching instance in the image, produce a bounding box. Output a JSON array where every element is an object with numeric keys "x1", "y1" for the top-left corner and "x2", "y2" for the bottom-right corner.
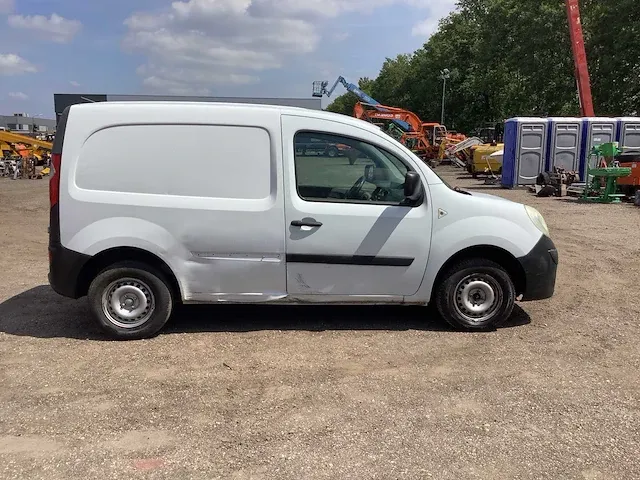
[
  {"x1": 467, "y1": 143, "x2": 504, "y2": 177},
  {"x1": 0, "y1": 130, "x2": 53, "y2": 157},
  {"x1": 0, "y1": 131, "x2": 53, "y2": 165}
]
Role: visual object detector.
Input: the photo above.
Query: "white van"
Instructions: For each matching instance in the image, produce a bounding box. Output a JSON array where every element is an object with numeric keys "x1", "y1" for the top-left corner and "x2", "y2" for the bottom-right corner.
[{"x1": 48, "y1": 102, "x2": 557, "y2": 339}]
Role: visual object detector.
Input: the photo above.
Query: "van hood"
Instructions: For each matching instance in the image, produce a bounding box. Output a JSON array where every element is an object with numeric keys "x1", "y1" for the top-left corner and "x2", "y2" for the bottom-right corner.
[{"x1": 465, "y1": 190, "x2": 520, "y2": 206}]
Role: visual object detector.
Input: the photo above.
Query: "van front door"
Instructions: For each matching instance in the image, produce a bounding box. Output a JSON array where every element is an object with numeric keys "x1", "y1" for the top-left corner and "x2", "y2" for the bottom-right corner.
[{"x1": 281, "y1": 115, "x2": 432, "y2": 300}]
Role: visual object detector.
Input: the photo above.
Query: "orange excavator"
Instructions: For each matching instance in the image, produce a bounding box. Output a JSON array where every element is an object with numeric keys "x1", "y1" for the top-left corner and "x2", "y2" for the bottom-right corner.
[{"x1": 353, "y1": 102, "x2": 465, "y2": 161}]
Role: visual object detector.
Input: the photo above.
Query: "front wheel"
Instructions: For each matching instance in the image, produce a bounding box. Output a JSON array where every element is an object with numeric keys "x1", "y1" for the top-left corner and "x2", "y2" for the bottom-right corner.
[
  {"x1": 87, "y1": 261, "x2": 174, "y2": 340},
  {"x1": 435, "y1": 258, "x2": 515, "y2": 330}
]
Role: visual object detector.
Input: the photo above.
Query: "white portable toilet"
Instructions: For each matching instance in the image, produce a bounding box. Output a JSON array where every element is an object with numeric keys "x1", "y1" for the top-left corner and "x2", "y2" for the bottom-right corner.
[
  {"x1": 617, "y1": 117, "x2": 640, "y2": 158},
  {"x1": 580, "y1": 117, "x2": 618, "y2": 180},
  {"x1": 547, "y1": 117, "x2": 583, "y2": 173},
  {"x1": 502, "y1": 117, "x2": 549, "y2": 188}
]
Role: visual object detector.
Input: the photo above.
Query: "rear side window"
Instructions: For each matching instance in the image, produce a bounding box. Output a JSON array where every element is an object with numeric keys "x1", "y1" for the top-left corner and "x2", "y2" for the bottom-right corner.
[{"x1": 75, "y1": 124, "x2": 272, "y2": 199}]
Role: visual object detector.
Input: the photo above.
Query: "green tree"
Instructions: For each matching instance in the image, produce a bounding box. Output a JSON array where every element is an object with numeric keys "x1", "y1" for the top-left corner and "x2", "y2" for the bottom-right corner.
[
  {"x1": 328, "y1": 0, "x2": 639, "y2": 132},
  {"x1": 584, "y1": 0, "x2": 640, "y2": 115},
  {"x1": 370, "y1": 54, "x2": 414, "y2": 108}
]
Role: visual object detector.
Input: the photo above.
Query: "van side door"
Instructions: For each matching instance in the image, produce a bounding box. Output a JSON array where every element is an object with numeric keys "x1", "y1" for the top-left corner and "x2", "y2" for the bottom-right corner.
[{"x1": 281, "y1": 114, "x2": 432, "y2": 300}]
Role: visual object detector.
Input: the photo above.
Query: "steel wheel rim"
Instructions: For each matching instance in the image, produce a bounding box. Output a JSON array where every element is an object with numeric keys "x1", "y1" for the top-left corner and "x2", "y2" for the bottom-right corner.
[
  {"x1": 102, "y1": 278, "x2": 155, "y2": 329},
  {"x1": 453, "y1": 273, "x2": 502, "y2": 324}
]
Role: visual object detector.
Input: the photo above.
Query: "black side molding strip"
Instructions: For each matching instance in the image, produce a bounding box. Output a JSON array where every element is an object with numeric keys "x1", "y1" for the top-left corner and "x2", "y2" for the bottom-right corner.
[{"x1": 286, "y1": 254, "x2": 414, "y2": 267}]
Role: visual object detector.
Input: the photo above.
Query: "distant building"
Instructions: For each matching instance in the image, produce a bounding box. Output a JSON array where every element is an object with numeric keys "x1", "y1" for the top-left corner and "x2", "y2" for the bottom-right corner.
[
  {"x1": 53, "y1": 93, "x2": 322, "y2": 123},
  {"x1": 0, "y1": 113, "x2": 57, "y2": 134}
]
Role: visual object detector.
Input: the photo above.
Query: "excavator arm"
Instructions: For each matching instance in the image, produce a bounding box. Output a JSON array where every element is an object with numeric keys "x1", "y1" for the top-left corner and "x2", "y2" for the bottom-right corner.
[{"x1": 354, "y1": 102, "x2": 424, "y2": 133}]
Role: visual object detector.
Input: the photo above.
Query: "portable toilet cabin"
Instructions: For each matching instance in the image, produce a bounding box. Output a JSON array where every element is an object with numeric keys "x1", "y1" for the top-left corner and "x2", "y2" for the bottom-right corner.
[
  {"x1": 616, "y1": 117, "x2": 640, "y2": 159},
  {"x1": 546, "y1": 117, "x2": 584, "y2": 174},
  {"x1": 502, "y1": 117, "x2": 549, "y2": 188},
  {"x1": 580, "y1": 117, "x2": 618, "y2": 179}
]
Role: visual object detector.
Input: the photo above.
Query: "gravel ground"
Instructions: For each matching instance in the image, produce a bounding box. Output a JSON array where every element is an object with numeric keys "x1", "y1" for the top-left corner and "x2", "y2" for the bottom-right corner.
[{"x1": 1, "y1": 168, "x2": 639, "y2": 480}]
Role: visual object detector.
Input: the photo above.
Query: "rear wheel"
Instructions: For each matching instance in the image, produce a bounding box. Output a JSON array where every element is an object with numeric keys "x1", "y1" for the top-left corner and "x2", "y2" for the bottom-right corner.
[
  {"x1": 87, "y1": 261, "x2": 173, "y2": 340},
  {"x1": 435, "y1": 258, "x2": 515, "y2": 330}
]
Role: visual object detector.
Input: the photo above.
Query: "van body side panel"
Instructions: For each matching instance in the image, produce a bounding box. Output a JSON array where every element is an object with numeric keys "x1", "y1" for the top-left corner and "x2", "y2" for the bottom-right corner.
[{"x1": 59, "y1": 104, "x2": 286, "y2": 301}]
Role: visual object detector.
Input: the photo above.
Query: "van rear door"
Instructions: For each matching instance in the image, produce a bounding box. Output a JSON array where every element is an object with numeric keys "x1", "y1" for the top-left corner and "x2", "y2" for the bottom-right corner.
[{"x1": 281, "y1": 115, "x2": 431, "y2": 299}]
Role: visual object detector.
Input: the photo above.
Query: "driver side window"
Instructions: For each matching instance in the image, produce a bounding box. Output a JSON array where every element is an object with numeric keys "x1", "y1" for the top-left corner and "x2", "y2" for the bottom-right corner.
[{"x1": 294, "y1": 131, "x2": 411, "y2": 205}]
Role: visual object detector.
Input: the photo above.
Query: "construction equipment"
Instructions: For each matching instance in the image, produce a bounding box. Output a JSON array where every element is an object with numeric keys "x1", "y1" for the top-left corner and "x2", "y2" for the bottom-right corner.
[
  {"x1": 313, "y1": 77, "x2": 411, "y2": 132},
  {"x1": 617, "y1": 159, "x2": 640, "y2": 198},
  {"x1": 312, "y1": 76, "x2": 492, "y2": 168},
  {"x1": 353, "y1": 102, "x2": 465, "y2": 162},
  {"x1": 465, "y1": 143, "x2": 505, "y2": 178},
  {"x1": 0, "y1": 130, "x2": 53, "y2": 163},
  {"x1": 353, "y1": 102, "x2": 434, "y2": 159},
  {"x1": 534, "y1": 168, "x2": 580, "y2": 197},
  {"x1": 580, "y1": 143, "x2": 631, "y2": 203},
  {"x1": 565, "y1": 0, "x2": 595, "y2": 117},
  {"x1": 444, "y1": 137, "x2": 484, "y2": 168}
]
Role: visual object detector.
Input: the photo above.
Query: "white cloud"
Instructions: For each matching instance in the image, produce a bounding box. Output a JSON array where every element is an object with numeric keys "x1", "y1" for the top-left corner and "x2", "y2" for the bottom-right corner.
[
  {"x1": 410, "y1": 0, "x2": 457, "y2": 37},
  {"x1": 124, "y1": 0, "x2": 319, "y2": 94},
  {"x1": 8, "y1": 91, "x2": 29, "y2": 100},
  {"x1": 332, "y1": 32, "x2": 350, "y2": 42},
  {"x1": 70, "y1": 80, "x2": 81, "y2": 87},
  {"x1": 123, "y1": 0, "x2": 458, "y2": 94},
  {"x1": 412, "y1": 17, "x2": 440, "y2": 37},
  {"x1": 0, "y1": 0, "x2": 14, "y2": 14},
  {"x1": 0, "y1": 53, "x2": 37, "y2": 75},
  {"x1": 8, "y1": 13, "x2": 82, "y2": 44}
]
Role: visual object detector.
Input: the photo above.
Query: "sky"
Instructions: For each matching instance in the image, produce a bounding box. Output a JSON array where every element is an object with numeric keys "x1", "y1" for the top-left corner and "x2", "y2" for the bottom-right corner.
[{"x1": 0, "y1": 0, "x2": 457, "y2": 118}]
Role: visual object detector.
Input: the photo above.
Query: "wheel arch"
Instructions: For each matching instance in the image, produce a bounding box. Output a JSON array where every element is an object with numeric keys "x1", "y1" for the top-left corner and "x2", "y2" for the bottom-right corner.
[
  {"x1": 77, "y1": 246, "x2": 182, "y2": 300},
  {"x1": 430, "y1": 245, "x2": 526, "y2": 301}
]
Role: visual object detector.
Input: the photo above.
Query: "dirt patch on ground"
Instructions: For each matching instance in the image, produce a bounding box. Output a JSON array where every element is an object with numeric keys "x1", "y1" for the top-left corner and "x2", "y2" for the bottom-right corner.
[{"x1": 0, "y1": 169, "x2": 639, "y2": 479}]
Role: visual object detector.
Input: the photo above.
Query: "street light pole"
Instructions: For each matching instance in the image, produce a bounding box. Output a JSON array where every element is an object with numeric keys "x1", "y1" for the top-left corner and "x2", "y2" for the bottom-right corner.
[{"x1": 440, "y1": 68, "x2": 450, "y2": 125}]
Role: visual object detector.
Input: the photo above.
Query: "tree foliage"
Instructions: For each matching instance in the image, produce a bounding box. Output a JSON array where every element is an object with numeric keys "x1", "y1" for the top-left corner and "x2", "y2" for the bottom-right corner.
[{"x1": 326, "y1": 0, "x2": 640, "y2": 133}]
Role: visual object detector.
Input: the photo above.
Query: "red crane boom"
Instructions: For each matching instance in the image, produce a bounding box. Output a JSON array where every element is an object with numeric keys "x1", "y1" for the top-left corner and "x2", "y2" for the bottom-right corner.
[{"x1": 565, "y1": 0, "x2": 595, "y2": 117}]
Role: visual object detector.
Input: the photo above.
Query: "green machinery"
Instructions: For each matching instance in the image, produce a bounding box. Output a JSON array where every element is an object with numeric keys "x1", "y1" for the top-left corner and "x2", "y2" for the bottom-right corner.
[{"x1": 580, "y1": 142, "x2": 631, "y2": 204}]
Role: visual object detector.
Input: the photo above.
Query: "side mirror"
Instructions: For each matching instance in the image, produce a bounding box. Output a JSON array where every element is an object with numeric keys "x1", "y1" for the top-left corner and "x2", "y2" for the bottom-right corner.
[{"x1": 403, "y1": 171, "x2": 422, "y2": 204}]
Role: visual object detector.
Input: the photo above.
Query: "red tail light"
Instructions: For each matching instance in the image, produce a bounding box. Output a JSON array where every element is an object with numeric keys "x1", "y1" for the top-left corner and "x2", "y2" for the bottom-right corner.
[{"x1": 49, "y1": 153, "x2": 62, "y2": 207}]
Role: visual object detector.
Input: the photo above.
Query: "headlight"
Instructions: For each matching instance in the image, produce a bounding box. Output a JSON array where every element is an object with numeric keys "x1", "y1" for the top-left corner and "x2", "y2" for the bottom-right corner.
[{"x1": 525, "y1": 205, "x2": 550, "y2": 237}]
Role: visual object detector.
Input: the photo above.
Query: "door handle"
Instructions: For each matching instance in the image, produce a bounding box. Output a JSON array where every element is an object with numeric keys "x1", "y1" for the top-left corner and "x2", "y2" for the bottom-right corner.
[{"x1": 291, "y1": 219, "x2": 323, "y2": 228}]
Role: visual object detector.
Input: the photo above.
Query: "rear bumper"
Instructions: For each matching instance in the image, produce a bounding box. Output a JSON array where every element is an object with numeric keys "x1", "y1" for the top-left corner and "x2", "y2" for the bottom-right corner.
[
  {"x1": 48, "y1": 242, "x2": 90, "y2": 299},
  {"x1": 517, "y1": 235, "x2": 558, "y2": 301}
]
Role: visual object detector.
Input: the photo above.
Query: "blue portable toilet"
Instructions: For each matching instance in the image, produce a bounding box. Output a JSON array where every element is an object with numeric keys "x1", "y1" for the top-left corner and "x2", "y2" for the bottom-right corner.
[
  {"x1": 547, "y1": 117, "x2": 584, "y2": 173},
  {"x1": 616, "y1": 117, "x2": 640, "y2": 159},
  {"x1": 580, "y1": 117, "x2": 618, "y2": 180},
  {"x1": 502, "y1": 117, "x2": 549, "y2": 188}
]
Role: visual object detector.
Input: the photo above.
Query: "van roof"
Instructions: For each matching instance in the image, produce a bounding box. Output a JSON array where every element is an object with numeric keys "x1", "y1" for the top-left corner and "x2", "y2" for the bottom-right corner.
[{"x1": 68, "y1": 101, "x2": 380, "y2": 134}]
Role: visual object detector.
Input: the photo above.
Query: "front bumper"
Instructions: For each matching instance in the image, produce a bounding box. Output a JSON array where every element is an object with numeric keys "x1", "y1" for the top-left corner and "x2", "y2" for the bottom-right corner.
[{"x1": 517, "y1": 235, "x2": 558, "y2": 301}]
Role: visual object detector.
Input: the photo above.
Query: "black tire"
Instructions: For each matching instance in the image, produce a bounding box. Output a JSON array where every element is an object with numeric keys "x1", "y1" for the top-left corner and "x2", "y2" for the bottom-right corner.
[
  {"x1": 435, "y1": 258, "x2": 515, "y2": 331},
  {"x1": 87, "y1": 261, "x2": 173, "y2": 340},
  {"x1": 326, "y1": 146, "x2": 339, "y2": 158}
]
